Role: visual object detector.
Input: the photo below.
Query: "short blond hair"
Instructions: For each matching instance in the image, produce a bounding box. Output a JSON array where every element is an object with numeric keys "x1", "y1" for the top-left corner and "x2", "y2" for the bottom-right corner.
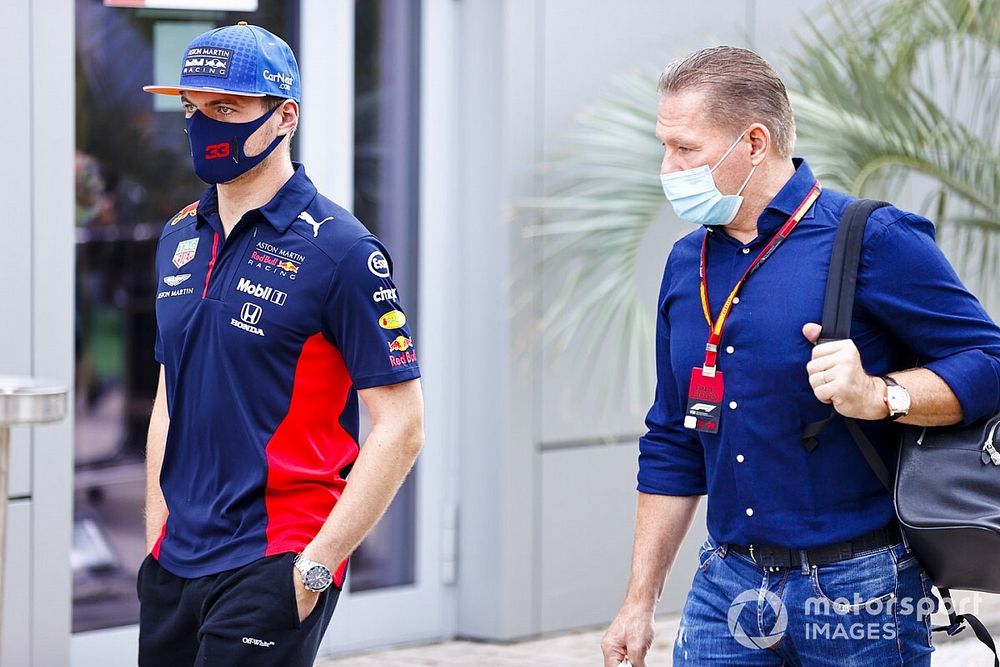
[{"x1": 657, "y1": 46, "x2": 796, "y2": 157}]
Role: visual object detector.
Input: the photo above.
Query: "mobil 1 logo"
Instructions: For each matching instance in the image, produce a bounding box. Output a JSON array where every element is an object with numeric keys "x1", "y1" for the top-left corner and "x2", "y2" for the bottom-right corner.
[{"x1": 236, "y1": 277, "x2": 287, "y2": 306}]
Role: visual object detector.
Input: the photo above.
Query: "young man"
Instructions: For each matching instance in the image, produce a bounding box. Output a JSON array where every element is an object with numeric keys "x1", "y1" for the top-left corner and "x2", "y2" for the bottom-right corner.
[
  {"x1": 140, "y1": 23, "x2": 424, "y2": 666},
  {"x1": 602, "y1": 46, "x2": 1000, "y2": 667}
]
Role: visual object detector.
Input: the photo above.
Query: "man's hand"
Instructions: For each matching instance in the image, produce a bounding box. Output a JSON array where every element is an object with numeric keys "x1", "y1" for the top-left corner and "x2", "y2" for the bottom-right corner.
[
  {"x1": 802, "y1": 323, "x2": 888, "y2": 420},
  {"x1": 291, "y1": 568, "x2": 320, "y2": 623},
  {"x1": 601, "y1": 603, "x2": 655, "y2": 667}
]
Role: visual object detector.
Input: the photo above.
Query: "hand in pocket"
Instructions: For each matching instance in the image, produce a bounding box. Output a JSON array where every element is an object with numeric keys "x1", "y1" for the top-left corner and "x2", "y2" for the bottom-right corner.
[{"x1": 291, "y1": 565, "x2": 320, "y2": 623}]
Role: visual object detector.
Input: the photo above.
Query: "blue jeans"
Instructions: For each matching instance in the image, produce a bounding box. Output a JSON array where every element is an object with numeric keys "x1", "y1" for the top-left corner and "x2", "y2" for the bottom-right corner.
[{"x1": 673, "y1": 537, "x2": 937, "y2": 666}]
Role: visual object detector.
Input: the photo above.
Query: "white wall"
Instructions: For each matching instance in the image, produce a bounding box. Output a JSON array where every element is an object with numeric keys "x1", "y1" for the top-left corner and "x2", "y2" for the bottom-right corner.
[{"x1": 0, "y1": 0, "x2": 75, "y2": 665}]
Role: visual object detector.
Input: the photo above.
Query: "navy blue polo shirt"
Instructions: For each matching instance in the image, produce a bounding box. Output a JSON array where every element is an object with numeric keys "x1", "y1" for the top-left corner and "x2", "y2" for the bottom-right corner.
[
  {"x1": 638, "y1": 158, "x2": 1000, "y2": 549},
  {"x1": 152, "y1": 163, "x2": 420, "y2": 582}
]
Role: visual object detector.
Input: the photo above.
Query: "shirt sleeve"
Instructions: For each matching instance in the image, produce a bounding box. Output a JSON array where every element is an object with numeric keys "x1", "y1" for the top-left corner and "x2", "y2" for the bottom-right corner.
[
  {"x1": 321, "y1": 236, "x2": 421, "y2": 390},
  {"x1": 858, "y1": 211, "x2": 1000, "y2": 424},
  {"x1": 637, "y1": 258, "x2": 708, "y2": 496},
  {"x1": 153, "y1": 237, "x2": 165, "y2": 364}
]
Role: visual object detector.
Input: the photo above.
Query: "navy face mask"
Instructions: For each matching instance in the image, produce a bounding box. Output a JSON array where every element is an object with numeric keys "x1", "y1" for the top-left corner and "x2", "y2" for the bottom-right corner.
[{"x1": 185, "y1": 107, "x2": 284, "y2": 184}]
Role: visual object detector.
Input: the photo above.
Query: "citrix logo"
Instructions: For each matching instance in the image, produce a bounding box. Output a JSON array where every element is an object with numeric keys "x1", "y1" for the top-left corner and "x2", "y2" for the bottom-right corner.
[{"x1": 373, "y1": 286, "x2": 398, "y2": 303}]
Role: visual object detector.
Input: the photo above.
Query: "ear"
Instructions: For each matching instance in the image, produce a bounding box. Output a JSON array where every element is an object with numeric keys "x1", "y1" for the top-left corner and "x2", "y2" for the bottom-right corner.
[
  {"x1": 275, "y1": 99, "x2": 299, "y2": 137},
  {"x1": 747, "y1": 123, "x2": 770, "y2": 166}
]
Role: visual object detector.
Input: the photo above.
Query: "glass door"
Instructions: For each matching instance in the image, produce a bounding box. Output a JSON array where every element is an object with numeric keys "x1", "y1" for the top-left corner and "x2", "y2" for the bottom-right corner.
[{"x1": 310, "y1": 0, "x2": 453, "y2": 655}]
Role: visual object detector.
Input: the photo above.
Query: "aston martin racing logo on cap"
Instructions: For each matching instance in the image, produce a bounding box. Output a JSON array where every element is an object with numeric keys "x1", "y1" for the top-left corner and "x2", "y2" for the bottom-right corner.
[
  {"x1": 172, "y1": 238, "x2": 199, "y2": 269},
  {"x1": 182, "y1": 47, "x2": 232, "y2": 78}
]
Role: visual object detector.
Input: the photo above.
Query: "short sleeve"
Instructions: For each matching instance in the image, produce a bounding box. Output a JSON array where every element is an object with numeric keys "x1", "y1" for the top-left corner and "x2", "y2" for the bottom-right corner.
[
  {"x1": 321, "y1": 237, "x2": 421, "y2": 389},
  {"x1": 153, "y1": 237, "x2": 165, "y2": 364},
  {"x1": 154, "y1": 327, "x2": 164, "y2": 364}
]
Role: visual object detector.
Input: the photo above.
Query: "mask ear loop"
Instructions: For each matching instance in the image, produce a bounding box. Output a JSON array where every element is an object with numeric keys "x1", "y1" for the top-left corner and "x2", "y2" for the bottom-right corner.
[
  {"x1": 710, "y1": 127, "x2": 760, "y2": 196},
  {"x1": 735, "y1": 163, "x2": 758, "y2": 196},
  {"x1": 237, "y1": 105, "x2": 284, "y2": 164},
  {"x1": 710, "y1": 128, "x2": 750, "y2": 172}
]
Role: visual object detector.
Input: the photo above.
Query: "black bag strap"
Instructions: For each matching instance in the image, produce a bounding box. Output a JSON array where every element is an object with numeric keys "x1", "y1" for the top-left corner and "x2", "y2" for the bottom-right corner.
[
  {"x1": 933, "y1": 588, "x2": 1000, "y2": 667},
  {"x1": 801, "y1": 199, "x2": 890, "y2": 454},
  {"x1": 805, "y1": 202, "x2": 1000, "y2": 662}
]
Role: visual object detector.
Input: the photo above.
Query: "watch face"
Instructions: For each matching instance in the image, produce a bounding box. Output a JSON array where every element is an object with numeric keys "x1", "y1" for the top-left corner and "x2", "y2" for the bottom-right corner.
[
  {"x1": 887, "y1": 386, "x2": 911, "y2": 414},
  {"x1": 304, "y1": 564, "x2": 332, "y2": 591}
]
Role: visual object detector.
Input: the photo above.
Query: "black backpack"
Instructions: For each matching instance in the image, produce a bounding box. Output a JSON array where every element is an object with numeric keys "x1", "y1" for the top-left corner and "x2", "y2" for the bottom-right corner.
[{"x1": 804, "y1": 198, "x2": 1000, "y2": 664}]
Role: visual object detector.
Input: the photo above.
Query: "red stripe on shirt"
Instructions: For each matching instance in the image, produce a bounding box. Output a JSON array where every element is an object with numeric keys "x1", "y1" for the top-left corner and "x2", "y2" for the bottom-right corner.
[
  {"x1": 202, "y1": 231, "x2": 220, "y2": 299},
  {"x1": 263, "y1": 332, "x2": 357, "y2": 587},
  {"x1": 151, "y1": 522, "x2": 167, "y2": 560}
]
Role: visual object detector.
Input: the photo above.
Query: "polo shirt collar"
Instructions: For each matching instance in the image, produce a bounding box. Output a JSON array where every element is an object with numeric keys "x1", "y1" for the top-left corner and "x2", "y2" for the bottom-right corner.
[
  {"x1": 755, "y1": 157, "x2": 818, "y2": 236},
  {"x1": 195, "y1": 162, "x2": 318, "y2": 234}
]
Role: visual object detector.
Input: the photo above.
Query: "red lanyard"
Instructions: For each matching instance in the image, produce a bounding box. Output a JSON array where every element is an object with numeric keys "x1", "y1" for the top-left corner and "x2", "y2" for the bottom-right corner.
[{"x1": 699, "y1": 181, "x2": 821, "y2": 375}]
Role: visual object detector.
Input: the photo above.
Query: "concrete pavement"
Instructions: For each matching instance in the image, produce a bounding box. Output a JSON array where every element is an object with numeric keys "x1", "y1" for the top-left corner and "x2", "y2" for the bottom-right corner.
[{"x1": 316, "y1": 592, "x2": 1000, "y2": 666}]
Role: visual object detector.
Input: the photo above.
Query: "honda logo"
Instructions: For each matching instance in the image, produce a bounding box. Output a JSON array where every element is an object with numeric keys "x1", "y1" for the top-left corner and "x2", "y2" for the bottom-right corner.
[{"x1": 241, "y1": 302, "x2": 263, "y2": 325}]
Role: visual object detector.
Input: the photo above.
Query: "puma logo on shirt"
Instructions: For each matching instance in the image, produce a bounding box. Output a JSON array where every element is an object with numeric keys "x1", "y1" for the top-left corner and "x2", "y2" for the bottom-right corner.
[{"x1": 298, "y1": 211, "x2": 335, "y2": 238}]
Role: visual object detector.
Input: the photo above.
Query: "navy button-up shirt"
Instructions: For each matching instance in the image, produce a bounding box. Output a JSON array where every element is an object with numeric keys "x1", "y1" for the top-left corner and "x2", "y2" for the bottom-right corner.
[{"x1": 638, "y1": 158, "x2": 1000, "y2": 549}]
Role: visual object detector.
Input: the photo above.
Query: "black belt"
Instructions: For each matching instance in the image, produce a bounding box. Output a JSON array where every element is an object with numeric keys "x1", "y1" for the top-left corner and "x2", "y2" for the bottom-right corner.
[{"x1": 728, "y1": 522, "x2": 902, "y2": 570}]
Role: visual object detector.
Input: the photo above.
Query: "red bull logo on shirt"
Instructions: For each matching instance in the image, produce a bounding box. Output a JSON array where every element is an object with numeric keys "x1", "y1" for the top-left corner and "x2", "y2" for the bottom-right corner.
[
  {"x1": 388, "y1": 336, "x2": 417, "y2": 367},
  {"x1": 247, "y1": 242, "x2": 303, "y2": 281},
  {"x1": 388, "y1": 336, "x2": 413, "y2": 352},
  {"x1": 170, "y1": 201, "x2": 199, "y2": 226}
]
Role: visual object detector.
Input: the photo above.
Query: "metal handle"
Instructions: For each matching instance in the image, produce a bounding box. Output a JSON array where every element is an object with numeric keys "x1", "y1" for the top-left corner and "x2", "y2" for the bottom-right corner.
[
  {"x1": 0, "y1": 375, "x2": 68, "y2": 425},
  {"x1": 0, "y1": 376, "x2": 67, "y2": 652}
]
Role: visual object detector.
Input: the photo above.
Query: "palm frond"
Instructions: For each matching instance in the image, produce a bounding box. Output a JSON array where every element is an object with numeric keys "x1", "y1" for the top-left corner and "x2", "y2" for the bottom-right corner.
[
  {"x1": 515, "y1": 72, "x2": 663, "y2": 413},
  {"x1": 787, "y1": 0, "x2": 1000, "y2": 311}
]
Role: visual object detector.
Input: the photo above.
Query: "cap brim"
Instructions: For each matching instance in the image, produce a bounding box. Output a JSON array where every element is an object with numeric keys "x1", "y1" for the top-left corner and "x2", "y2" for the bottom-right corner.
[{"x1": 142, "y1": 85, "x2": 266, "y2": 97}]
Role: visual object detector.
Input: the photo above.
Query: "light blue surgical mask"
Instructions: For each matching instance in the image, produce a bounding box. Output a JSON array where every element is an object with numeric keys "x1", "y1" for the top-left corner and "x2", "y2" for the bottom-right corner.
[{"x1": 660, "y1": 129, "x2": 757, "y2": 226}]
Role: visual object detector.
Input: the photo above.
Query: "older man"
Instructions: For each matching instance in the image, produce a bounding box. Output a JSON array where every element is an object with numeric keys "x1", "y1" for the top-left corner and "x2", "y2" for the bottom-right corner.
[{"x1": 602, "y1": 46, "x2": 1000, "y2": 666}]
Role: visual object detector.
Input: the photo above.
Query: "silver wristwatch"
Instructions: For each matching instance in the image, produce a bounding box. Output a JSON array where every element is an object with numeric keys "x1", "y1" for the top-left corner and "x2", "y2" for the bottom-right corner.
[
  {"x1": 881, "y1": 375, "x2": 911, "y2": 421},
  {"x1": 293, "y1": 554, "x2": 333, "y2": 592}
]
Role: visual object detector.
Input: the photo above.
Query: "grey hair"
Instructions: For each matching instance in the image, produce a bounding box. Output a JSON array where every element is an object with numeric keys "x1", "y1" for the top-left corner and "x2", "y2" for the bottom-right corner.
[{"x1": 657, "y1": 46, "x2": 796, "y2": 157}]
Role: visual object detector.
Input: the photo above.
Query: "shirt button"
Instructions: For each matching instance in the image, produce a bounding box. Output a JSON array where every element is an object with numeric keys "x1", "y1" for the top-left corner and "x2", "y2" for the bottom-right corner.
[
  {"x1": 729, "y1": 401, "x2": 738, "y2": 410},
  {"x1": 736, "y1": 454, "x2": 745, "y2": 463},
  {"x1": 726, "y1": 346, "x2": 735, "y2": 354},
  {"x1": 733, "y1": 297, "x2": 740, "y2": 304},
  {"x1": 746, "y1": 508, "x2": 754, "y2": 517},
  {"x1": 742, "y1": 247, "x2": 751, "y2": 254}
]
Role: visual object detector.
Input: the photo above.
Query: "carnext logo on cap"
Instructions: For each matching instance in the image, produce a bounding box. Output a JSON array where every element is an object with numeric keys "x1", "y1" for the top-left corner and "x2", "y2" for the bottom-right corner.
[{"x1": 182, "y1": 47, "x2": 233, "y2": 79}]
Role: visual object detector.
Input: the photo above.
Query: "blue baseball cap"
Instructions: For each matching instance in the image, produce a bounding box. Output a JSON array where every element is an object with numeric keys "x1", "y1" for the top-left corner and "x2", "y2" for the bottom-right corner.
[{"x1": 144, "y1": 22, "x2": 300, "y2": 102}]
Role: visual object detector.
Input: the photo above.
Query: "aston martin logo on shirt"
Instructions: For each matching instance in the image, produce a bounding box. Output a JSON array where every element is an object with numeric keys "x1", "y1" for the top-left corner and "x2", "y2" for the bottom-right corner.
[{"x1": 164, "y1": 274, "x2": 192, "y2": 287}]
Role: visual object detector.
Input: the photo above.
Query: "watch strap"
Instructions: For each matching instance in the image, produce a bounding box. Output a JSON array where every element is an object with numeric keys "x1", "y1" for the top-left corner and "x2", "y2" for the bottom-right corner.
[{"x1": 294, "y1": 554, "x2": 333, "y2": 592}]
